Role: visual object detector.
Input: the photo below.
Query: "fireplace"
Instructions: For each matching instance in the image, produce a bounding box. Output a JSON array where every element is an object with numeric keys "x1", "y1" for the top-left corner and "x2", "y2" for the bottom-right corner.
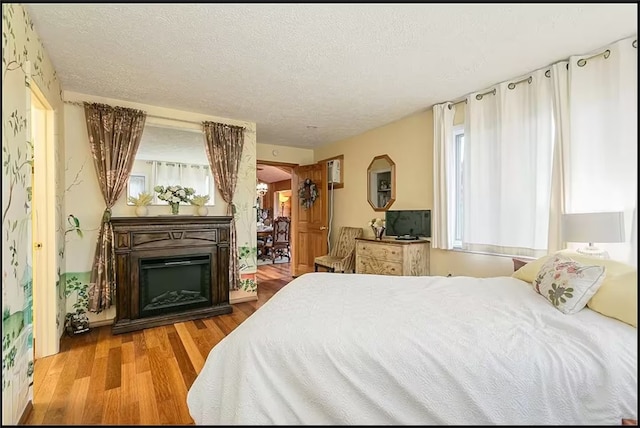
[
  {"x1": 139, "y1": 254, "x2": 211, "y2": 318},
  {"x1": 111, "y1": 216, "x2": 233, "y2": 334}
]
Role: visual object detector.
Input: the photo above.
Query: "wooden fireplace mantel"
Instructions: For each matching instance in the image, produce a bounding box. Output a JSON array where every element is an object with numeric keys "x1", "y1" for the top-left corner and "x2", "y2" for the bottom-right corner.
[{"x1": 111, "y1": 215, "x2": 233, "y2": 334}]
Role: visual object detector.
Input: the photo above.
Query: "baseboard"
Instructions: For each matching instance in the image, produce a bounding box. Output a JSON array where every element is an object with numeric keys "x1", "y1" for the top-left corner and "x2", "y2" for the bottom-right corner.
[
  {"x1": 230, "y1": 296, "x2": 259, "y2": 304},
  {"x1": 18, "y1": 400, "x2": 33, "y2": 425},
  {"x1": 89, "y1": 318, "x2": 115, "y2": 328}
]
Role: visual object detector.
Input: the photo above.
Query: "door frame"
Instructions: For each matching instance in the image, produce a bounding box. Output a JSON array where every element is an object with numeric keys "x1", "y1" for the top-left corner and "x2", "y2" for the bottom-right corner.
[
  {"x1": 256, "y1": 160, "x2": 298, "y2": 276},
  {"x1": 29, "y1": 74, "x2": 59, "y2": 358}
]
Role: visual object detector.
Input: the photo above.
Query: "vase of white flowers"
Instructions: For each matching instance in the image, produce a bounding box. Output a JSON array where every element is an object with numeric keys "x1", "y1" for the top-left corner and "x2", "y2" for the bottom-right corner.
[
  {"x1": 154, "y1": 185, "x2": 195, "y2": 215},
  {"x1": 368, "y1": 217, "x2": 385, "y2": 240}
]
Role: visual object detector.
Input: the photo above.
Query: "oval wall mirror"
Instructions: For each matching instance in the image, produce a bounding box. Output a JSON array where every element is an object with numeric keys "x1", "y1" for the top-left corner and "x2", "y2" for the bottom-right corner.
[{"x1": 367, "y1": 154, "x2": 395, "y2": 211}]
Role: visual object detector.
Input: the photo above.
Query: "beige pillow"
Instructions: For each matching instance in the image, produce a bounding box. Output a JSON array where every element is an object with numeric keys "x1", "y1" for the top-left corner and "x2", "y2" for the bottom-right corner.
[
  {"x1": 587, "y1": 270, "x2": 637, "y2": 328},
  {"x1": 532, "y1": 254, "x2": 606, "y2": 315},
  {"x1": 512, "y1": 251, "x2": 635, "y2": 283},
  {"x1": 513, "y1": 251, "x2": 637, "y2": 326},
  {"x1": 512, "y1": 255, "x2": 550, "y2": 283}
]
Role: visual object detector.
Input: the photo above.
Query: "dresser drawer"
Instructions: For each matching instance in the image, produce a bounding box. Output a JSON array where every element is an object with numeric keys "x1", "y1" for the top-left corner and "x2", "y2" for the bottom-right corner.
[
  {"x1": 356, "y1": 256, "x2": 403, "y2": 276},
  {"x1": 356, "y1": 241, "x2": 403, "y2": 263}
]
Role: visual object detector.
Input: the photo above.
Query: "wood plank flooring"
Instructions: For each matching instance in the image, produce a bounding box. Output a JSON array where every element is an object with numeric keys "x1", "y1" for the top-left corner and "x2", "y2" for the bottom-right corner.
[{"x1": 25, "y1": 263, "x2": 293, "y2": 425}]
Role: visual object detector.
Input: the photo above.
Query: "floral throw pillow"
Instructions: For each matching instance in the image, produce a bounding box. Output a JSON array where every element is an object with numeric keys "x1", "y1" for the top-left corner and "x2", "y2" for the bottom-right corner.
[{"x1": 532, "y1": 254, "x2": 606, "y2": 315}]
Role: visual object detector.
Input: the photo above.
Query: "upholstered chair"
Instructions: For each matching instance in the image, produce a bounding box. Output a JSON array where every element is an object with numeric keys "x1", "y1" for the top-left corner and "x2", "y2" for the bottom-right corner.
[{"x1": 314, "y1": 227, "x2": 363, "y2": 273}]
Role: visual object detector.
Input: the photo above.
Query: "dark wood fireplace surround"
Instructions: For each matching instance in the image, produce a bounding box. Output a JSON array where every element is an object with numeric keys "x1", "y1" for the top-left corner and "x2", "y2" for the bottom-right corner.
[{"x1": 111, "y1": 216, "x2": 233, "y2": 334}]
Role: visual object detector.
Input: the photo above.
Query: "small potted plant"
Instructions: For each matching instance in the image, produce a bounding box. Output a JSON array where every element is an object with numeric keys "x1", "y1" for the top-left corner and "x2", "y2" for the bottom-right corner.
[
  {"x1": 65, "y1": 311, "x2": 90, "y2": 336},
  {"x1": 191, "y1": 194, "x2": 211, "y2": 216},
  {"x1": 128, "y1": 191, "x2": 153, "y2": 216}
]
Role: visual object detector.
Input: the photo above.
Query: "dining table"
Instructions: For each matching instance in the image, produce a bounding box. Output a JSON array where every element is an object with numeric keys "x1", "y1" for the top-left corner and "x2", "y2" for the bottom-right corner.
[{"x1": 257, "y1": 225, "x2": 273, "y2": 239}]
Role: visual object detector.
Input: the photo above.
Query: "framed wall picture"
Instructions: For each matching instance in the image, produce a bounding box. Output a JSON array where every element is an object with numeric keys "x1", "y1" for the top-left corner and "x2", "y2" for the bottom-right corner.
[{"x1": 128, "y1": 174, "x2": 146, "y2": 199}]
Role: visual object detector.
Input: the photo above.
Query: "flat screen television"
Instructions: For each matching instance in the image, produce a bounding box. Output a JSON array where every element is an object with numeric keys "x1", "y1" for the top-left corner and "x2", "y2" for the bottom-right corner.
[{"x1": 385, "y1": 210, "x2": 431, "y2": 240}]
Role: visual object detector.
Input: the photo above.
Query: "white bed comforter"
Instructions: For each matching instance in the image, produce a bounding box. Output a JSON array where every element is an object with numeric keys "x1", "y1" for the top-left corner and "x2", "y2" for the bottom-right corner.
[{"x1": 187, "y1": 273, "x2": 637, "y2": 425}]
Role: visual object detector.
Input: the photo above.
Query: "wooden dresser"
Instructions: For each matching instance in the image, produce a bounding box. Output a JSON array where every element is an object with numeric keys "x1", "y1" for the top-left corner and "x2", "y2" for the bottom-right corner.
[{"x1": 355, "y1": 237, "x2": 430, "y2": 276}]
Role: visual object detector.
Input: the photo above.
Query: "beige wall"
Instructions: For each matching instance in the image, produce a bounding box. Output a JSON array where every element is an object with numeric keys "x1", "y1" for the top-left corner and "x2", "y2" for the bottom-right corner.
[
  {"x1": 314, "y1": 104, "x2": 513, "y2": 278},
  {"x1": 257, "y1": 143, "x2": 314, "y2": 165}
]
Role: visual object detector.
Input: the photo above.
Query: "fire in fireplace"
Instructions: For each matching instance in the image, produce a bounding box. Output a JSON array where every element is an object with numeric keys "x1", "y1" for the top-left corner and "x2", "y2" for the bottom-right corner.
[{"x1": 139, "y1": 254, "x2": 212, "y2": 318}]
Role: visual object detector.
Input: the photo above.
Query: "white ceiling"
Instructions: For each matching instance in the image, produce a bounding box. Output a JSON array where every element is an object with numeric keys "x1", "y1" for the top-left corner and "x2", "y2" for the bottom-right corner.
[
  {"x1": 26, "y1": 4, "x2": 637, "y2": 148},
  {"x1": 257, "y1": 164, "x2": 291, "y2": 184}
]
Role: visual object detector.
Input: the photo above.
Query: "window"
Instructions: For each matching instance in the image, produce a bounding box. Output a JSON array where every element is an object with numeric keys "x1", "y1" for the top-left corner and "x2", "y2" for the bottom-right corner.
[
  {"x1": 127, "y1": 160, "x2": 216, "y2": 205},
  {"x1": 152, "y1": 161, "x2": 215, "y2": 205},
  {"x1": 452, "y1": 125, "x2": 464, "y2": 248}
]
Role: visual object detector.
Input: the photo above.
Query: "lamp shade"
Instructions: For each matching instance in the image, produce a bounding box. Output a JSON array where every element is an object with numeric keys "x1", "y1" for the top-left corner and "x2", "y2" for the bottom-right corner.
[
  {"x1": 562, "y1": 211, "x2": 625, "y2": 243},
  {"x1": 278, "y1": 193, "x2": 290, "y2": 203}
]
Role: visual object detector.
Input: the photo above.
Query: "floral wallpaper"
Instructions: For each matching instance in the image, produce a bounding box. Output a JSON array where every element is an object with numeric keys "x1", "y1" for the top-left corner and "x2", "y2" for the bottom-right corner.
[
  {"x1": 233, "y1": 129, "x2": 258, "y2": 297},
  {"x1": 2, "y1": 4, "x2": 65, "y2": 425}
]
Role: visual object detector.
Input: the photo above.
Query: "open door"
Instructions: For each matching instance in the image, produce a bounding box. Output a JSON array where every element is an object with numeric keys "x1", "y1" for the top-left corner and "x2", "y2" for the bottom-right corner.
[
  {"x1": 30, "y1": 80, "x2": 58, "y2": 358},
  {"x1": 291, "y1": 162, "x2": 328, "y2": 276}
]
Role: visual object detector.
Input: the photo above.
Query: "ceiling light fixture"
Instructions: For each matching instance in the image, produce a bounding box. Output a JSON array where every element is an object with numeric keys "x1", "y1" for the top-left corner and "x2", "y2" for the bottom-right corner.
[{"x1": 256, "y1": 182, "x2": 268, "y2": 197}]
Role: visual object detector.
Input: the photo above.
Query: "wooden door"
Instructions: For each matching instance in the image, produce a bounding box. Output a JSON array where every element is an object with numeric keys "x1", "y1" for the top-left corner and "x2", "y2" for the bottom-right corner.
[{"x1": 291, "y1": 162, "x2": 328, "y2": 276}]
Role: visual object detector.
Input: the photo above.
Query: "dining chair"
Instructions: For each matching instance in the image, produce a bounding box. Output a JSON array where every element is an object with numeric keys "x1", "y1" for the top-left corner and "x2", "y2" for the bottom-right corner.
[
  {"x1": 314, "y1": 226, "x2": 363, "y2": 273},
  {"x1": 266, "y1": 217, "x2": 291, "y2": 263}
]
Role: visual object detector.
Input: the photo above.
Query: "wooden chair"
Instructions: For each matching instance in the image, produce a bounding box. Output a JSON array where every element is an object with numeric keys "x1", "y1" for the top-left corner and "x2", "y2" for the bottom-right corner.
[
  {"x1": 314, "y1": 227, "x2": 363, "y2": 273},
  {"x1": 257, "y1": 235, "x2": 270, "y2": 261},
  {"x1": 266, "y1": 217, "x2": 291, "y2": 263}
]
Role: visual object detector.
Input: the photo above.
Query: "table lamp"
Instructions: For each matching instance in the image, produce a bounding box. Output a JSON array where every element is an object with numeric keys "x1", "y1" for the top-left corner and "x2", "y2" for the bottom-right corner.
[{"x1": 562, "y1": 211, "x2": 625, "y2": 259}]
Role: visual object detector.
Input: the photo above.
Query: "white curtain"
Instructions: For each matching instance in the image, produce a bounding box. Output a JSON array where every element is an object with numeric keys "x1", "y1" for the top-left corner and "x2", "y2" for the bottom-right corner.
[
  {"x1": 154, "y1": 162, "x2": 181, "y2": 204},
  {"x1": 463, "y1": 68, "x2": 554, "y2": 257},
  {"x1": 182, "y1": 164, "x2": 211, "y2": 198},
  {"x1": 152, "y1": 161, "x2": 213, "y2": 204},
  {"x1": 432, "y1": 103, "x2": 457, "y2": 250},
  {"x1": 547, "y1": 61, "x2": 570, "y2": 253},
  {"x1": 558, "y1": 36, "x2": 637, "y2": 265}
]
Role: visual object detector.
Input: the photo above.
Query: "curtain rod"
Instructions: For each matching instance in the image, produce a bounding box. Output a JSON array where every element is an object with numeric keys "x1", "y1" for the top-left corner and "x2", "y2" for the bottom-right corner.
[
  {"x1": 445, "y1": 40, "x2": 635, "y2": 109},
  {"x1": 63, "y1": 100, "x2": 252, "y2": 131}
]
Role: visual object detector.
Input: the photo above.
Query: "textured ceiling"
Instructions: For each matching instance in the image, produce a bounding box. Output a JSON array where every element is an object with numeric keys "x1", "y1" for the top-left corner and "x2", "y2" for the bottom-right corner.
[
  {"x1": 257, "y1": 164, "x2": 292, "y2": 184},
  {"x1": 26, "y1": 4, "x2": 637, "y2": 148}
]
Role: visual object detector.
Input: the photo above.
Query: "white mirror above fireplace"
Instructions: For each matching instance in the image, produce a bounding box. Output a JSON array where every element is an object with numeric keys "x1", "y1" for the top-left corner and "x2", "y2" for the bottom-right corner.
[{"x1": 127, "y1": 123, "x2": 216, "y2": 206}]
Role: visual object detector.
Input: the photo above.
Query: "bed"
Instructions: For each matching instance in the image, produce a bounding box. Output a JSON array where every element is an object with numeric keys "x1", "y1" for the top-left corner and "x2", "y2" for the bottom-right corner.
[{"x1": 186, "y1": 272, "x2": 637, "y2": 425}]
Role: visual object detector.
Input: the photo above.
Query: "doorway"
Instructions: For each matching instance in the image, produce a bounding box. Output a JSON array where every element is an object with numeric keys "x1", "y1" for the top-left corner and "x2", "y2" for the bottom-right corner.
[
  {"x1": 30, "y1": 82, "x2": 58, "y2": 358},
  {"x1": 256, "y1": 161, "x2": 295, "y2": 282}
]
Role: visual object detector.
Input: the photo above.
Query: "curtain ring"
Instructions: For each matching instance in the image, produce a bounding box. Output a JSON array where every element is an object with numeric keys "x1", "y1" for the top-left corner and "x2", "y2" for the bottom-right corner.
[
  {"x1": 633, "y1": 40, "x2": 637, "y2": 48},
  {"x1": 545, "y1": 69, "x2": 551, "y2": 78}
]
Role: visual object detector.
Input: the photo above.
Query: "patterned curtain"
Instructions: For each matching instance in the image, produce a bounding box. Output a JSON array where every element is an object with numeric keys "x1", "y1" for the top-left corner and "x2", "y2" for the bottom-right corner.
[
  {"x1": 84, "y1": 102, "x2": 146, "y2": 312},
  {"x1": 202, "y1": 121, "x2": 245, "y2": 291}
]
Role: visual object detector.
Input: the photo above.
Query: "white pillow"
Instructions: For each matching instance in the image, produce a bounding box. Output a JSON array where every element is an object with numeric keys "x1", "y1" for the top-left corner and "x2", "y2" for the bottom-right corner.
[{"x1": 532, "y1": 254, "x2": 606, "y2": 315}]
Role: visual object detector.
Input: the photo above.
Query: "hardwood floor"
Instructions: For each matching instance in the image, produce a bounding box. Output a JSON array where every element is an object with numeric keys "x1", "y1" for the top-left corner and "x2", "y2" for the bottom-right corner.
[{"x1": 25, "y1": 263, "x2": 293, "y2": 425}]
